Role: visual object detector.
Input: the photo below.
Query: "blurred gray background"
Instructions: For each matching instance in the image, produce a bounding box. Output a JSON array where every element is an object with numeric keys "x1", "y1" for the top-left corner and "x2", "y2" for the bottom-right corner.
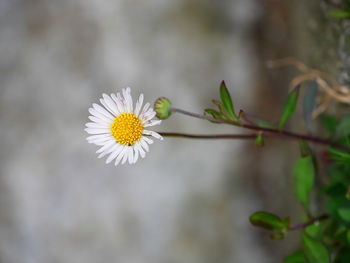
[{"x1": 0, "y1": 0, "x2": 328, "y2": 262}]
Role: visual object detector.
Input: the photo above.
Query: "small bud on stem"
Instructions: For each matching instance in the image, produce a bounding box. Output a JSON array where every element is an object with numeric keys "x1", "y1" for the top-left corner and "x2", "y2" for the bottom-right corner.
[{"x1": 154, "y1": 97, "x2": 172, "y2": 119}]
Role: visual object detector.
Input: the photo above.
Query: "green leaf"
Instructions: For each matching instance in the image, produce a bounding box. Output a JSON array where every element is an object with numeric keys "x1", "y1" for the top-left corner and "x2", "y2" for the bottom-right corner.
[
  {"x1": 335, "y1": 248, "x2": 350, "y2": 263},
  {"x1": 279, "y1": 87, "x2": 300, "y2": 129},
  {"x1": 283, "y1": 250, "x2": 306, "y2": 263},
  {"x1": 329, "y1": 9, "x2": 350, "y2": 19},
  {"x1": 294, "y1": 155, "x2": 315, "y2": 209},
  {"x1": 338, "y1": 207, "x2": 350, "y2": 223},
  {"x1": 302, "y1": 233, "x2": 330, "y2": 263},
  {"x1": 319, "y1": 114, "x2": 338, "y2": 135},
  {"x1": 255, "y1": 133, "x2": 264, "y2": 147},
  {"x1": 299, "y1": 140, "x2": 312, "y2": 157},
  {"x1": 329, "y1": 147, "x2": 350, "y2": 163},
  {"x1": 347, "y1": 230, "x2": 350, "y2": 245},
  {"x1": 335, "y1": 115, "x2": 350, "y2": 138},
  {"x1": 204, "y1": 108, "x2": 224, "y2": 119},
  {"x1": 249, "y1": 211, "x2": 287, "y2": 231},
  {"x1": 219, "y1": 81, "x2": 237, "y2": 121},
  {"x1": 212, "y1": 100, "x2": 226, "y2": 115},
  {"x1": 326, "y1": 195, "x2": 349, "y2": 222},
  {"x1": 305, "y1": 222, "x2": 323, "y2": 240}
]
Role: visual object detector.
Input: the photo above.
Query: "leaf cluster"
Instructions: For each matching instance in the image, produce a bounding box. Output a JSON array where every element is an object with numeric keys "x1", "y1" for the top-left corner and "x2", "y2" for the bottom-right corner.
[
  {"x1": 204, "y1": 81, "x2": 350, "y2": 262},
  {"x1": 235, "y1": 82, "x2": 350, "y2": 262}
]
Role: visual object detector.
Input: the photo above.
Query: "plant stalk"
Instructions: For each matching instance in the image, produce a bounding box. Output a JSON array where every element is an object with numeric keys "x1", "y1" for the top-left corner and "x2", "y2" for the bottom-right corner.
[
  {"x1": 170, "y1": 107, "x2": 350, "y2": 152},
  {"x1": 158, "y1": 132, "x2": 257, "y2": 140},
  {"x1": 289, "y1": 214, "x2": 330, "y2": 231}
]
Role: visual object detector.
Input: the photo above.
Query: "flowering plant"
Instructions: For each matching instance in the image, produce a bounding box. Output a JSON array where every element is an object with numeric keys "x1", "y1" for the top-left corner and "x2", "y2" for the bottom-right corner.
[{"x1": 85, "y1": 61, "x2": 350, "y2": 263}]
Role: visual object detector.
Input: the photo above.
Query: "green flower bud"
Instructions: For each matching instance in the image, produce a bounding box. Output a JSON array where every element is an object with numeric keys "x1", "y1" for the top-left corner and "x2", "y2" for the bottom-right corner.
[{"x1": 154, "y1": 97, "x2": 172, "y2": 119}]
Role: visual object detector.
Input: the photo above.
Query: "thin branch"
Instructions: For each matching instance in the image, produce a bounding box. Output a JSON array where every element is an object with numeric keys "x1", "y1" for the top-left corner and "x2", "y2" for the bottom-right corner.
[
  {"x1": 289, "y1": 214, "x2": 330, "y2": 231},
  {"x1": 158, "y1": 132, "x2": 257, "y2": 140},
  {"x1": 170, "y1": 107, "x2": 350, "y2": 152},
  {"x1": 170, "y1": 108, "x2": 227, "y2": 124}
]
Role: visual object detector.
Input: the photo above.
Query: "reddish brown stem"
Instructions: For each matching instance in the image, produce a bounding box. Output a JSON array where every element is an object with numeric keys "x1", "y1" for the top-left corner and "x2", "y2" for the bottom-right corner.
[
  {"x1": 170, "y1": 107, "x2": 350, "y2": 152},
  {"x1": 289, "y1": 214, "x2": 330, "y2": 231}
]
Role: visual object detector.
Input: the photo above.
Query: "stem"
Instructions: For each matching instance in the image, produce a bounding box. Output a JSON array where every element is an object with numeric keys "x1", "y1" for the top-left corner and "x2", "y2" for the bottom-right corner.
[
  {"x1": 289, "y1": 214, "x2": 330, "y2": 231},
  {"x1": 170, "y1": 107, "x2": 350, "y2": 152},
  {"x1": 171, "y1": 108, "x2": 225, "y2": 123},
  {"x1": 158, "y1": 132, "x2": 257, "y2": 140}
]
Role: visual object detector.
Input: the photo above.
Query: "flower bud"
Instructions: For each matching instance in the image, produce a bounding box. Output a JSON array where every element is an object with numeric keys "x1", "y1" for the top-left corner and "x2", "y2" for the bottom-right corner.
[{"x1": 154, "y1": 97, "x2": 172, "y2": 119}]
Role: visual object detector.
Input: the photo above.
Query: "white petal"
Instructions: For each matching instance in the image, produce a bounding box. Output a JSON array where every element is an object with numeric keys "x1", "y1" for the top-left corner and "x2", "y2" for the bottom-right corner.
[
  {"x1": 128, "y1": 147, "x2": 134, "y2": 164},
  {"x1": 98, "y1": 143, "x2": 119, "y2": 158},
  {"x1": 134, "y1": 93, "x2": 144, "y2": 116},
  {"x1": 89, "y1": 108, "x2": 112, "y2": 123},
  {"x1": 111, "y1": 93, "x2": 125, "y2": 113},
  {"x1": 122, "y1": 88, "x2": 133, "y2": 112},
  {"x1": 133, "y1": 146, "x2": 139, "y2": 164},
  {"x1": 106, "y1": 145, "x2": 124, "y2": 164},
  {"x1": 86, "y1": 134, "x2": 111, "y2": 142},
  {"x1": 85, "y1": 122, "x2": 109, "y2": 128},
  {"x1": 141, "y1": 103, "x2": 150, "y2": 115},
  {"x1": 87, "y1": 136, "x2": 112, "y2": 145},
  {"x1": 99, "y1": 98, "x2": 115, "y2": 116},
  {"x1": 143, "y1": 108, "x2": 155, "y2": 116},
  {"x1": 121, "y1": 147, "x2": 130, "y2": 164},
  {"x1": 143, "y1": 130, "x2": 163, "y2": 140},
  {"x1": 140, "y1": 138, "x2": 149, "y2": 152},
  {"x1": 142, "y1": 136, "x2": 154, "y2": 144},
  {"x1": 85, "y1": 128, "x2": 110, "y2": 135},
  {"x1": 141, "y1": 111, "x2": 156, "y2": 122},
  {"x1": 115, "y1": 146, "x2": 127, "y2": 166},
  {"x1": 135, "y1": 142, "x2": 146, "y2": 158},
  {"x1": 93, "y1": 141, "x2": 109, "y2": 146},
  {"x1": 96, "y1": 140, "x2": 116, "y2": 153},
  {"x1": 143, "y1": 120, "x2": 161, "y2": 127},
  {"x1": 88, "y1": 116, "x2": 108, "y2": 124},
  {"x1": 117, "y1": 92, "x2": 128, "y2": 111},
  {"x1": 87, "y1": 134, "x2": 110, "y2": 140},
  {"x1": 93, "y1": 103, "x2": 114, "y2": 120},
  {"x1": 103, "y1": 94, "x2": 119, "y2": 116}
]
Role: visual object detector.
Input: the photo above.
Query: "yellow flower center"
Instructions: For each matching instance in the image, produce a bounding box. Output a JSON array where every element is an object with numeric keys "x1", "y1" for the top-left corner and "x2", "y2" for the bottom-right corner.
[{"x1": 110, "y1": 113, "x2": 143, "y2": 146}]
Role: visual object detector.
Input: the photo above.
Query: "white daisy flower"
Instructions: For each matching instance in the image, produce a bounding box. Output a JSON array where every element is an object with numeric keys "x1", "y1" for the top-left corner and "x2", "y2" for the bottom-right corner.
[{"x1": 85, "y1": 87, "x2": 163, "y2": 165}]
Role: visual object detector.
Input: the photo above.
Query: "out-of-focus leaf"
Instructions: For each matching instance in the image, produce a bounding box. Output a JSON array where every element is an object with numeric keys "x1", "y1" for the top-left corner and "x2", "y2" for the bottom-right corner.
[
  {"x1": 329, "y1": 147, "x2": 350, "y2": 164},
  {"x1": 329, "y1": 9, "x2": 350, "y2": 19},
  {"x1": 270, "y1": 232, "x2": 285, "y2": 240},
  {"x1": 335, "y1": 115, "x2": 350, "y2": 138},
  {"x1": 219, "y1": 81, "x2": 237, "y2": 121},
  {"x1": 204, "y1": 108, "x2": 224, "y2": 119},
  {"x1": 249, "y1": 211, "x2": 288, "y2": 231},
  {"x1": 334, "y1": 248, "x2": 350, "y2": 263},
  {"x1": 319, "y1": 114, "x2": 338, "y2": 135},
  {"x1": 299, "y1": 140, "x2": 312, "y2": 157},
  {"x1": 326, "y1": 196, "x2": 348, "y2": 221},
  {"x1": 346, "y1": 187, "x2": 350, "y2": 200},
  {"x1": 303, "y1": 82, "x2": 317, "y2": 132},
  {"x1": 279, "y1": 86, "x2": 300, "y2": 129},
  {"x1": 302, "y1": 233, "x2": 330, "y2": 263},
  {"x1": 338, "y1": 207, "x2": 350, "y2": 223},
  {"x1": 283, "y1": 250, "x2": 306, "y2": 263},
  {"x1": 347, "y1": 230, "x2": 350, "y2": 245},
  {"x1": 212, "y1": 99, "x2": 226, "y2": 115},
  {"x1": 305, "y1": 222, "x2": 323, "y2": 240},
  {"x1": 255, "y1": 133, "x2": 264, "y2": 147},
  {"x1": 294, "y1": 155, "x2": 315, "y2": 209}
]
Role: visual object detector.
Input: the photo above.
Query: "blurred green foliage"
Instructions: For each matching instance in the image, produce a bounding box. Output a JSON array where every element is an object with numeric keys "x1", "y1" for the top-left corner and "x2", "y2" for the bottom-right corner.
[{"x1": 247, "y1": 83, "x2": 350, "y2": 262}]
